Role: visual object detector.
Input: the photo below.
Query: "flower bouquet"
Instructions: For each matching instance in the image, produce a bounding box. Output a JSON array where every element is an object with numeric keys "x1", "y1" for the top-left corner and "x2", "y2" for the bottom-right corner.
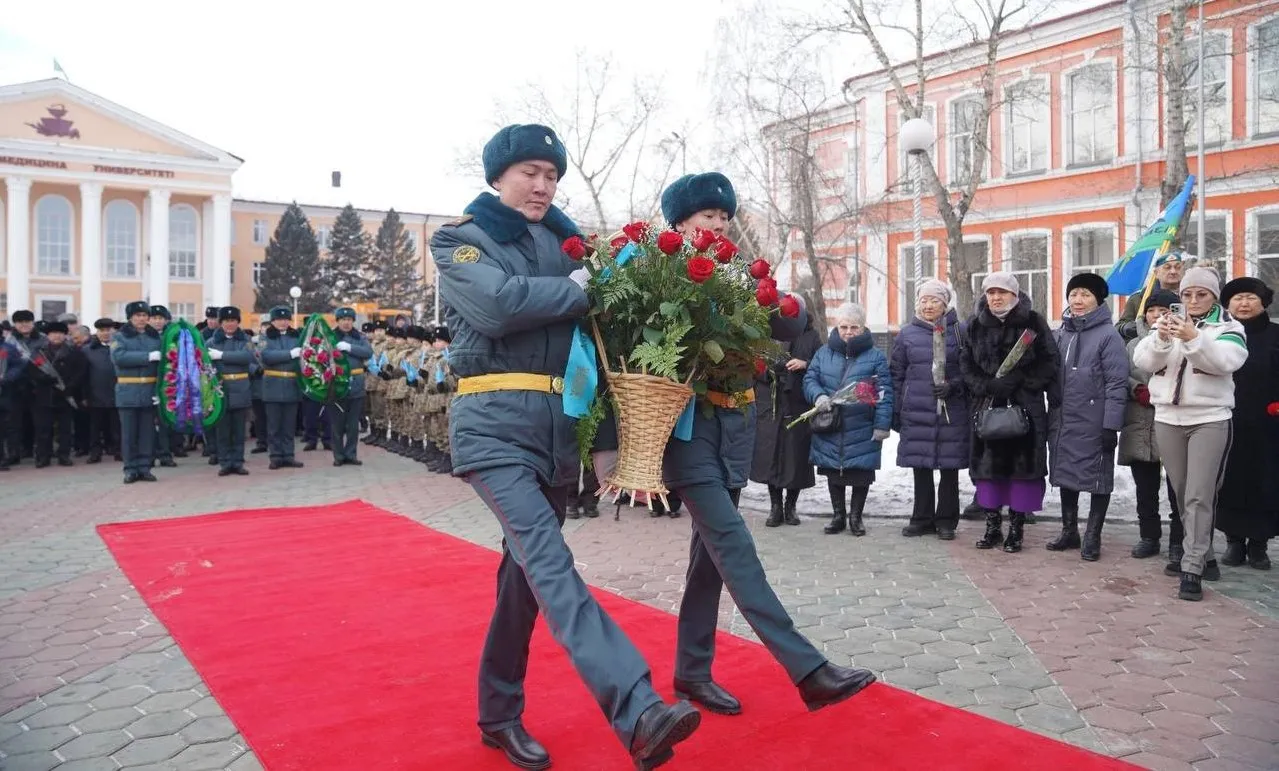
[
  {"x1": 786, "y1": 376, "x2": 884, "y2": 430},
  {"x1": 157, "y1": 319, "x2": 224, "y2": 433},
  {"x1": 566, "y1": 221, "x2": 796, "y2": 511},
  {"x1": 299, "y1": 313, "x2": 351, "y2": 404}
]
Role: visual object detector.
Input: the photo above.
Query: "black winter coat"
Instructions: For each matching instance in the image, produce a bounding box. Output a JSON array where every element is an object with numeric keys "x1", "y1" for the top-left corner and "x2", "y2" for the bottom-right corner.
[
  {"x1": 45, "y1": 342, "x2": 87, "y2": 408},
  {"x1": 1216, "y1": 315, "x2": 1279, "y2": 540},
  {"x1": 960, "y1": 294, "x2": 1060, "y2": 481},
  {"x1": 83, "y1": 339, "x2": 117, "y2": 408},
  {"x1": 750, "y1": 320, "x2": 821, "y2": 490}
]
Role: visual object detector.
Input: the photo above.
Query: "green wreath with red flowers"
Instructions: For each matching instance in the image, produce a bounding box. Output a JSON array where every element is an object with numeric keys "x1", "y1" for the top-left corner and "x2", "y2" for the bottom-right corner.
[{"x1": 298, "y1": 314, "x2": 351, "y2": 403}]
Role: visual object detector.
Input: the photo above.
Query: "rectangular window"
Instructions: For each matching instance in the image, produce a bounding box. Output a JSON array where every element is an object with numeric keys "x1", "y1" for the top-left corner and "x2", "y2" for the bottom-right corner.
[
  {"x1": 1006, "y1": 234, "x2": 1050, "y2": 313},
  {"x1": 1183, "y1": 215, "x2": 1228, "y2": 274},
  {"x1": 1069, "y1": 227, "x2": 1117, "y2": 309},
  {"x1": 171, "y1": 302, "x2": 196, "y2": 322},
  {"x1": 1257, "y1": 20, "x2": 1279, "y2": 135},
  {"x1": 898, "y1": 106, "x2": 936, "y2": 194},
  {"x1": 107, "y1": 301, "x2": 127, "y2": 321},
  {"x1": 1005, "y1": 79, "x2": 1049, "y2": 175},
  {"x1": 169, "y1": 209, "x2": 199, "y2": 280},
  {"x1": 1068, "y1": 64, "x2": 1116, "y2": 165},
  {"x1": 317, "y1": 226, "x2": 332, "y2": 250},
  {"x1": 406, "y1": 231, "x2": 420, "y2": 254},
  {"x1": 1254, "y1": 212, "x2": 1279, "y2": 318},
  {"x1": 0, "y1": 292, "x2": 6, "y2": 318},
  {"x1": 899, "y1": 242, "x2": 937, "y2": 315},
  {"x1": 252, "y1": 219, "x2": 268, "y2": 246},
  {"x1": 949, "y1": 97, "x2": 985, "y2": 186},
  {"x1": 253, "y1": 262, "x2": 265, "y2": 287},
  {"x1": 1184, "y1": 33, "x2": 1232, "y2": 146}
]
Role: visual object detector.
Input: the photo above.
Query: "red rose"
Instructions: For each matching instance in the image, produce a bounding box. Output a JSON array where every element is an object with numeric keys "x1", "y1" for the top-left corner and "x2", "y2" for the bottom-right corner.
[
  {"x1": 748, "y1": 259, "x2": 771, "y2": 280},
  {"x1": 622, "y1": 221, "x2": 650, "y2": 243},
  {"x1": 754, "y1": 358, "x2": 767, "y2": 377},
  {"x1": 165, "y1": 373, "x2": 177, "y2": 384},
  {"x1": 657, "y1": 231, "x2": 684, "y2": 255},
  {"x1": 33, "y1": 355, "x2": 46, "y2": 367},
  {"x1": 561, "y1": 235, "x2": 587, "y2": 260},
  {"x1": 609, "y1": 236, "x2": 629, "y2": 257},
  {"x1": 302, "y1": 366, "x2": 315, "y2": 377},
  {"x1": 686, "y1": 256, "x2": 716, "y2": 284},
  {"x1": 166, "y1": 400, "x2": 177, "y2": 412},
  {"x1": 164, "y1": 386, "x2": 177, "y2": 397},
  {"x1": 317, "y1": 351, "x2": 330, "y2": 364},
  {"x1": 302, "y1": 348, "x2": 314, "y2": 360},
  {"x1": 712, "y1": 235, "x2": 739, "y2": 263},
  {"x1": 691, "y1": 228, "x2": 716, "y2": 252},
  {"x1": 310, "y1": 337, "x2": 321, "y2": 345},
  {"x1": 335, "y1": 367, "x2": 345, "y2": 375},
  {"x1": 322, "y1": 371, "x2": 333, "y2": 383},
  {"x1": 756, "y1": 280, "x2": 780, "y2": 307},
  {"x1": 779, "y1": 295, "x2": 801, "y2": 318},
  {"x1": 1269, "y1": 402, "x2": 1279, "y2": 417},
  {"x1": 167, "y1": 350, "x2": 178, "y2": 361}
]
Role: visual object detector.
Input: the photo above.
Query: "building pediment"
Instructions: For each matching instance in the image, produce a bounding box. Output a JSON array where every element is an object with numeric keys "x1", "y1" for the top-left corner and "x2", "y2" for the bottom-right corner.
[{"x1": 0, "y1": 79, "x2": 241, "y2": 170}]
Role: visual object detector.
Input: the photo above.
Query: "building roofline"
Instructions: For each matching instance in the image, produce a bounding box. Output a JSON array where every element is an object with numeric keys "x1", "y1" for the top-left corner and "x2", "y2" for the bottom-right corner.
[{"x1": 231, "y1": 197, "x2": 459, "y2": 221}]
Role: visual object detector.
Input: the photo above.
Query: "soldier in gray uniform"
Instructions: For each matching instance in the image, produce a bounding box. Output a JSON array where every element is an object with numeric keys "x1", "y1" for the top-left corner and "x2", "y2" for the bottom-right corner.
[
  {"x1": 259, "y1": 306, "x2": 304, "y2": 469},
  {"x1": 111, "y1": 301, "x2": 160, "y2": 484},
  {"x1": 328, "y1": 307, "x2": 373, "y2": 466},
  {"x1": 148, "y1": 305, "x2": 181, "y2": 466},
  {"x1": 207, "y1": 306, "x2": 253, "y2": 476}
]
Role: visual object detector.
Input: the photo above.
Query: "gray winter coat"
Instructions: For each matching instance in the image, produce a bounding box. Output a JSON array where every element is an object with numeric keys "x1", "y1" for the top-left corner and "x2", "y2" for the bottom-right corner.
[
  {"x1": 1118, "y1": 318, "x2": 1160, "y2": 465},
  {"x1": 433, "y1": 196, "x2": 587, "y2": 488},
  {"x1": 333, "y1": 329, "x2": 373, "y2": 399},
  {"x1": 208, "y1": 329, "x2": 255, "y2": 411},
  {"x1": 259, "y1": 327, "x2": 302, "y2": 403},
  {"x1": 110, "y1": 325, "x2": 161, "y2": 409},
  {"x1": 1048, "y1": 304, "x2": 1130, "y2": 494}
]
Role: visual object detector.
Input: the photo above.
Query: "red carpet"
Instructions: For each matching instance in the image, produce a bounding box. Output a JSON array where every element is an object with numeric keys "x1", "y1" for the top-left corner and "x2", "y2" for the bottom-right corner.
[{"x1": 98, "y1": 501, "x2": 1133, "y2": 770}]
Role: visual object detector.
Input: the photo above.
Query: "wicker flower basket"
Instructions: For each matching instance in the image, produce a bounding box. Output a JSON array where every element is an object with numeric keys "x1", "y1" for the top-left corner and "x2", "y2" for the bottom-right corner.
[{"x1": 591, "y1": 320, "x2": 694, "y2": 513}]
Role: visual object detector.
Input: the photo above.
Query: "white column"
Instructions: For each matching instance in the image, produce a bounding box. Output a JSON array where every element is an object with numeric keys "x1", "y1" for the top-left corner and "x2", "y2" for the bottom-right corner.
[
  {"x1": 79, "y1": 183, "x2": 104, "y2": 322},
  {"x1": 211, "y1": 194, "x2": 232, "y2": 306},
  {"x1": 148, "y1": 189, "x2": 170, "y2": 308},
  {"x1": 201, "y1": 198, "x2": 215, "y2": 310},
  {"x1": 5, "y1": 176, "x2": 32, "y2": 314}
]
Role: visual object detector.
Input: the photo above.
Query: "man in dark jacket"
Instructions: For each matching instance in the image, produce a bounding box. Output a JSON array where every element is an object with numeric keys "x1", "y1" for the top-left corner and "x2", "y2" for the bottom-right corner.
[
  {"x1": 112, "y1": 301, "x2": 161, "y2": 483},
  {"x1": 6, "y1": 310, "x2": 48, "y2": 466},
  {"x1": 208, "y1": 306, "x2": 255, "y2": 476},
  {"x1": 83, "y1": 318, "x2": 120, "y2": 464},
  {"x1": 42, "y1": 321, "x2": 88, "y2": 466},
  {"x1": 260, "y1": 306, "x2": 304, "y2": 469},
  {"x1": 328, "y1": 307, "x2": 373, "y2": 466},
  {"x1": 0, "y1": 333, "x2": 29, "y2": 471}
]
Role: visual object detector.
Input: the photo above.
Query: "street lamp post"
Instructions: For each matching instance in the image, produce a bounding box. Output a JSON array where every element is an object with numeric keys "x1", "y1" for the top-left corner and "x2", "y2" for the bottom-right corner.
[
  {"x1": 900, "y1": 117, "x2": 935, "y2": 296},
  {"x1": 289, "y1": 285, "x2": 302, "y2": 318}
]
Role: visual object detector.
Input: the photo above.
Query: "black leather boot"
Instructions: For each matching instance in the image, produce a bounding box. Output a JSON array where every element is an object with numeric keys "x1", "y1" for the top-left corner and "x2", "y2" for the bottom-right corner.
[
  {"x1": 847, "y1": 486, "x2": 868, "y2": 536},
  {"x1": 1046, "y1": 505, "x2": 1080, "y2": 551},
  {"x1": 1178, "y1": 572, "x2": 1202, "y2": 601},
  {"x1": 481, "y1": 723, "x2": 551, "y2": 770},
  {"x1": 765, "y1": 485, "x2": 784, "y2": 528},
  {"x1": 1131, "y1": 538, "x2": 1160, "y2": 559},
  {"x1": 824, "y1": 484, "x2": 847, "y2": 535},
  {"x1": 1248, "y1": 539, "x2": 1271, "y2": 570},
  {"x1": 975, "y1": 510, "x2": 1003, "y2": 549},
  {"x1": 1221, "y1": 536, "x2": 1247, "y2": 567},
  {"x1": 1080, "y1": 494, "x2": 1110, "y2": 562},
  {"x1": 783, "y1": 489, "x2": 801, "y2": 526},
  {"x1": 1003, "y1": 511, "x2": 1025, "y2": 553}
]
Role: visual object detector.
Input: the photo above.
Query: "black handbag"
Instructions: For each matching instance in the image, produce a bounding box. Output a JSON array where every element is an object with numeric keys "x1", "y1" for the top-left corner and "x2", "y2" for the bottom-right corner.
[
  {"x1": 810, "y1": 405, "x2": 842, "y2": 434},
  {"x1": 974, "y1": 397, "x2": 1030, "y2": 441}
]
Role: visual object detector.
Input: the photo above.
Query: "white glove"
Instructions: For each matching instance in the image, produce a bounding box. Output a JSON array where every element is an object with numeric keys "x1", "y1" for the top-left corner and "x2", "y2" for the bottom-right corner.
[
  {"x1": 591, "y1": 450, "x2": 618, "y2": 481},
  {"x1": 873, "y1": 428, "x2": 890, "y2": 442},
  {"x1": 815, "y1": 394, "x2": 832, "y2": 412},
  {"x1": 148, "y1": 351, "x2": 161, "y2": 362},
  {"x1": 290, "y1": 347, "x2": 302, "y2": 359},
  {"x1": 569, "y1": 268, "x2": 590, "y2": 289},
  {"x1": 208, "y1": 349, "x2": 224, "y2": 361},
  {"x1": 336, "y1": 341, "x2": 352, "y2": 352}
]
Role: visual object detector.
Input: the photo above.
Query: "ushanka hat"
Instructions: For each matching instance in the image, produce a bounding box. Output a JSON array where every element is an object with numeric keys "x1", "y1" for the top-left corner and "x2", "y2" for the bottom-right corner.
[
  {"x1": 482, "y1": 124, "x2": 568, "y2": 185},
  {"x1": 44, "y1": 321, "x2": 69, "y2": 335},
  {"x1": 10, "y1": 310, "x2": 35, "y2": 323},
  {"x1": 205, "y1": 306, "x2": 220, "y2": 318},
  {"x1": 1066, "y1": 272, "x2": 1109, "y2": 303},
  {"x1": 1220, "y1": 276, "x2": 1275, "y2": 309},
  {"x1": 149, "y1": 305, "x2": 171, "y2": 320},
  {"x1": 93, "y1": 317, "x2": 115, "y2": 329},
  {"x1": 219, "y1": 306, "x2": 242, "y2": 322},
  {"x1": 661, "y1": 172, "x2": 738, "y2": 226},
  {"x1": 269, "y1": 306, "x2": 292, "y2": 322},
  {"x1": 432, "y1": 324, "x2": 451, "y2": 343},
  {"x1": 124, "y1": 301, "x2": 150, "y2": 318}
]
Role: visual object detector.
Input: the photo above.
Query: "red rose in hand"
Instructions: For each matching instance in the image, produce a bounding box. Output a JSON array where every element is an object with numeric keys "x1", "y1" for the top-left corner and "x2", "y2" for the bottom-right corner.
[
  {"x1": 691, "y1": 228, "x2": 716, "y2": 252},
  {"x1": 686, "y1": 256, "x2": 716, "y2": 284},
  {"x1": 756, "y1": 279, "x2": 779, "y2": 307},
  {"x1": 754, "y1": 358, "x2": 767, "y2": 377},
  {"x1": 1134, "y1": 384, "x2": 1151, "y2": 407},
  {"x1": 609, "y1": 236, "x2": 629, "y2": 257},
  {"x1": 779, "y1": 294, "x2": 801, "y2": 318},
  {"x1": 748, "y1": 259, "x2": 771, "y2": 280},
  {"x1": 712, "y1": 235, "x2": 739, "y2": 263},
  {"x1": 657, "y1": 231, "x2": 684, "y2": 255},
  {"x1": 1268, "y1": 402, "x2": 1279, "y2": 417},
  {"x1": 853, "y1": 380, "x2": 879, "y2": 405},
  {"x1": 622, "y1": 221, "x2": 650, "y2": 243},
  {"x1": 561, "y1": 235, "x2": 587, "y2": 260}
]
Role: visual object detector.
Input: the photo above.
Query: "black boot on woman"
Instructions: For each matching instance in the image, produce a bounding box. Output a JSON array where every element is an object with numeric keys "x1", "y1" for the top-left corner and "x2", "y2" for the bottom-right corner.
[
  {"x1": 1080, "y1": 494, "x2": 1111, "y2": 562},
  {"x1": 824, "y1": 481, "x2": 847, "y2": 534},
  {"x1": 847, "y1": 486, "x2": 869, "y2": 537},
  {"x1": 766, "y1": 485, "x2": 784, "y2": 528},
  {"x1": 1047, "y1": 489, "x2": 1081, "y2": 551},
  {"x1": 1247, "y1": 539, "x2": 1271, "y2": 570},
  {"x1": 975, "y1": 510, "x2": 1003, "y2": 550},
  {"x1": 1221, "y1": 536, "x2": 1247, "y2": 567},
  {"x1": 783, "y1": 488, "x2": 801, "y2": 526},
  {"x1": 1003, "y1": 512, "x2": 1025, "y2": 553}
]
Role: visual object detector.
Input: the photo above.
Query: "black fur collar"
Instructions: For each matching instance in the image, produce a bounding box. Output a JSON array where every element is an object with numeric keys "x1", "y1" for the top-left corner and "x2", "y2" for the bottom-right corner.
[
  {"x1": 265, "y1": 326, "x2": 296, "y2": 340},
  {"x1": 213, "y1": 328, "x2": 247, "y2": 343},
  {"x1": 120, "y1": 325, "x2": 159, "y2": 339},
  {"x1": 463, "y1": 192, "x2": 580, "y2": 244}
]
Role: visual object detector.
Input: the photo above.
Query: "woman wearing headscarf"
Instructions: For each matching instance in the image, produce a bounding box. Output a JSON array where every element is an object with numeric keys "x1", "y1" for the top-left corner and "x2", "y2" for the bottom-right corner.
[
  {"x1": 1215, "y1": 277, "x2": 1279, "y2": 571},
  {"x1": 1045, "y1": 272, "x2": 1130, "y2": 561},
  {"x1": 889, "y1": 279, "x2": 970, "y2": 540},
  {"x1": 960, "y1": 272, "x2": 1060, "y2": 553}
]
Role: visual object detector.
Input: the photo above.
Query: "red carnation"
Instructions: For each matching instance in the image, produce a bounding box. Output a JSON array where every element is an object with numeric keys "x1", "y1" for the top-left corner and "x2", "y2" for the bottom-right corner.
[
  {"x1": 1269, "y1": 402, "x2": 1279, "y2": 417},
  {"x1": 622, "y1": 221, "x2": 650, "y2": 243},
  {"x1": 712, "y1": 235, "x2": 739, "y2": 263},
  {"x1": 756, "y1": 279, "x2": 780, "y2": 307},
  {"x1": 754, "y1": 358, "x2": 767, "y2": 377},
  {"x1": 33, "y1": 355, "x2": 46, "y2": 367},
  {"x1": 691, "y1": 228, "x2": 716, "y2": 252},
  {"x1": 166, "y1": 400, "x2": 177, "y2": 412},
  {"x1": 561, "y1": 235, "x2": 587, "y2": 260},
  {"x1": 335, "y1": 366, "x2": 345, "y2": 375},
  {"x1": 310, "y1": 337, "x2": 321, "y2": 345},
  {"x1": 165, "y1": 372, "x2": 177, "y2": 384},
  {"x1": 317, "y1": 351, "x2": 330, "y2": 364},
  {"x1": 322, "y1": 371, "x2": 333, "y2": 383},
  {"x1": 779, "y1": 295, "x2": 801, "y2": 318},
  {"x1": 167, "y1": 350, "x2": 178, "y2": 362},
  {"x1": 687, "y1": 256, "x2": 716, "y2": 284},
  {"x1": 657, "y1": 231, "x2": 684, "y2": 255},
  {"x1": 164, "y1": 386, "x2": 177, "y2": 397},
  {"x1": 302, "y1": 348, "x2": 314, "y2": 360},
  {"x1": 748, "y1": 259, "x2": 771, "y2": 280},
  {"x1": 302, "y1": 366, "x2": 315, "y2": 378},
  {"x1": 609, "y1": 236, "x2": 629, "y2": 257}
]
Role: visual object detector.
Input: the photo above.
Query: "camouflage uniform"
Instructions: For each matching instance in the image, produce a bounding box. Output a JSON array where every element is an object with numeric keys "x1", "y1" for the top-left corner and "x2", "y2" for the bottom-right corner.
[
  {"x1": 424, "y1": 324, "x2": 456, "y2": 473},
  {"x1": 383, "y1": 332, "x2": 412, "y2": 455},
  {"x1": 362, "y1": 326, "x2": 389, "y2": 445}
]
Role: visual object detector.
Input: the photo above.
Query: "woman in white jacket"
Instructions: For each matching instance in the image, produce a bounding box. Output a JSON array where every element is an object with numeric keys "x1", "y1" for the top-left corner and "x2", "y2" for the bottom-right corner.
[{"x1": 1133, "y1": 267, "x2": 1248, "y2": 601}]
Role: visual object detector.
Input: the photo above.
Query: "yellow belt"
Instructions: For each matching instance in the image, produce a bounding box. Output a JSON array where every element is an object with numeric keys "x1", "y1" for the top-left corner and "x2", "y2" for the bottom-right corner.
[
  {"x1": 221, "y1": 373, "x2": 249, "y2": 381},
  {"x1": 118, "y1": 376, "x2": 157, "y2": 384},
  {"x1": 264, "y1": 369, "x2": 296, "y2": 378},
  {"x1": 706, "y1": 389, "x2": 756, "y2": 409},
  {"x1": 457, "y1": 373, "x2": 564, "y2": 396},
  {"x1": 349, "y1": 368, "x2": 365, "y2": 375}
]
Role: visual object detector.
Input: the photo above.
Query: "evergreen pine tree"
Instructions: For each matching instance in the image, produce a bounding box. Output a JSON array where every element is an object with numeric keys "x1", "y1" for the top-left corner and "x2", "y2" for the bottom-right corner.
[
  {"x1": 368, "y1": 209, "x2": 426, "y2": 310},
  {"x1": 327, "y1": 204, "x2": 371, "y2": 305},
  {"x1": 254, "y1": 202, "x2": 327, "y2": 314}
]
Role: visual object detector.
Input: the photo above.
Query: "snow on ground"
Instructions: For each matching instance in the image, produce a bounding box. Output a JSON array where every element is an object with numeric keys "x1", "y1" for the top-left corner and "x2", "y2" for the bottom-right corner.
[{"x1": 739, "y1": 433, "x2": 1140, "y2": 522}]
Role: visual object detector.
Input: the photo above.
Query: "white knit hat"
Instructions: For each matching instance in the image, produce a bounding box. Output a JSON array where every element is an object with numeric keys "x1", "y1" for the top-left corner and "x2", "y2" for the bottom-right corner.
[
  {"x1": 915, "y1": 279, "x2": 953, "y2": 306},
  {"x1": 1179, "y1": 266, "x2": 1221, "y2": 298},
  {"x1": 981, "y1": 272, "x2": 1020, "y2": 296}
]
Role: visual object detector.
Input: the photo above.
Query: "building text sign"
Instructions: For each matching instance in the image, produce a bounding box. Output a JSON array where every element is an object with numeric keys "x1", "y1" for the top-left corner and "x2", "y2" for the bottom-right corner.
[{"x1": 0, "y1": 155, "x2": 176, "y2": 179}]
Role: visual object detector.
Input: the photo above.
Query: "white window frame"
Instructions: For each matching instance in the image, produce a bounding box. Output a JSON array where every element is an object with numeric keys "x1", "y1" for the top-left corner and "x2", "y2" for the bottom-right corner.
[
  {"x1": 1063, "y1": 223, "x2": 1120, "y2": 310},
  {"x1": 35, "y1": 293, "x2": 74, "y2": 321},
  {"x1": 945, "y1": 92, "x2": 990, "y2": 187},
  {"x1": 1000, "y1": 228, "x2": 1054, "y2": 316},
  {"x1": 844, "y1": 128, "x2": 861, "y2": 201},
  {"x1": 252, "y1": 219, "x2": 268, "y2": 246},
  {"x1": 107, "y1": 301, "x2": 127, "y2": 320},
  {"x1": 317, "y1": 226, "x2": 332, "y2": 250},
  {"x1": 1244, "y1": 206, "x2": 1279, "y2": 288},
  {"x1": 170, "y1": 302, "x2": 197, "y2": 322},
  {"x1": 1177, "y1": 29, "x2": 1234, "y2": 148},
  {"x1": 1003, "y1": 75, "x2": 1052, "y2": 177},
  {"x1": 898, "y1": 105, "x2": 936, "y2": 194},
  {"x1": 1183, "y1": 210, "x2": 1232, "y2": 278},
  {"x1": 34, "y1": 194, "x2": 75, "y2": 277},
  {"x1": 959, "y1": 236, "x2": 994, "y2": 302},
  {"x1": 168, "y1": 204, "x2": 200, "y2": 281},
  {"x1": 1062, "y1": 59, "x2": 1119, "y2": 167},
  {"x1": 103, "y1": 199, "x2": 140, "y2": 279},
  {"x1": 1248, "y1": 13, "x2": 1279, "y2": 137},
  {"x1": 252, "y1": 261, "x2": 265, "y2": 288},
  {"x1": 897, "y1": 239, "x2": 938, "y2": 321}
]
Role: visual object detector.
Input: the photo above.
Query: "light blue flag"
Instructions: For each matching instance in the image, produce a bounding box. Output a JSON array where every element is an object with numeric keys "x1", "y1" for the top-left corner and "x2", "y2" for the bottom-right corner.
[{"x1": 1106, "y1": 175, "x2": 1195, "y2": 296}]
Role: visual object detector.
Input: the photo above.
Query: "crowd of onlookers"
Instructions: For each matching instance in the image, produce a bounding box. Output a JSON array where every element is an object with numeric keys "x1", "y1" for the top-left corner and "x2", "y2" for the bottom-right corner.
[{"x1": 748, "y1": 251, "x2": 1277, "y2": 603}]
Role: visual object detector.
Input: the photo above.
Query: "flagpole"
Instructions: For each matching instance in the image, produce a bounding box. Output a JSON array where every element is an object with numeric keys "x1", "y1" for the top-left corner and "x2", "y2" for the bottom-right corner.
[{"x1": 1197, "y1": 0, "x2": 1207, "y2": 266}]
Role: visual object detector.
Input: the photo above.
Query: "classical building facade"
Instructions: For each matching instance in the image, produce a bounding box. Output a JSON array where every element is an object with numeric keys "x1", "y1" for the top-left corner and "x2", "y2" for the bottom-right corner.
[
  {"x1": 779, "y1": 0, "x2": 1279, "y2": 326},
  {"x1": 1, "y1": 78, "x2": 452, "y2": 323}
]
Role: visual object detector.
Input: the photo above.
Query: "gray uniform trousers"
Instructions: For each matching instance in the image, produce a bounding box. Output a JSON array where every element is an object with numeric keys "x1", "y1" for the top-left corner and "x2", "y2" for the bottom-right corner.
[
  {"x1": 327, "y1": 397, "x2": 363, "y2": 462},
  {"x1": 673, "y1": 482, "x2": 827, "y2": 685},
  {"x1": 265, "y1": 402, "x2": 297, "y2": 461},
  {"x1": 120, "y1": 407, "x2": 156, "y2": 474},
  {"x1": 469, "y1": 464, "x2": 661, "y2": 749},
  {"x1": 215, "y1": 408, "x2": 248, "y2": 470},
  {"x1": 154, "y1": 420, "x2": 175, "y2": 461}
]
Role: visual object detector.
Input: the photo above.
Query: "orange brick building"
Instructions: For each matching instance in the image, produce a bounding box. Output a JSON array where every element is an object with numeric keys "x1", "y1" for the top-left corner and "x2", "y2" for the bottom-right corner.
[{"x1": 780, "y1": 0, "x2": 1279, "y2": 327}]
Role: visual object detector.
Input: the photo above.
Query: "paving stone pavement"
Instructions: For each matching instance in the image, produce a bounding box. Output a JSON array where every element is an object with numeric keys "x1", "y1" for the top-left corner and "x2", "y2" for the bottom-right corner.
[{"x1": 1, "y1": 445, "x2": 1276, "y2": 770}]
